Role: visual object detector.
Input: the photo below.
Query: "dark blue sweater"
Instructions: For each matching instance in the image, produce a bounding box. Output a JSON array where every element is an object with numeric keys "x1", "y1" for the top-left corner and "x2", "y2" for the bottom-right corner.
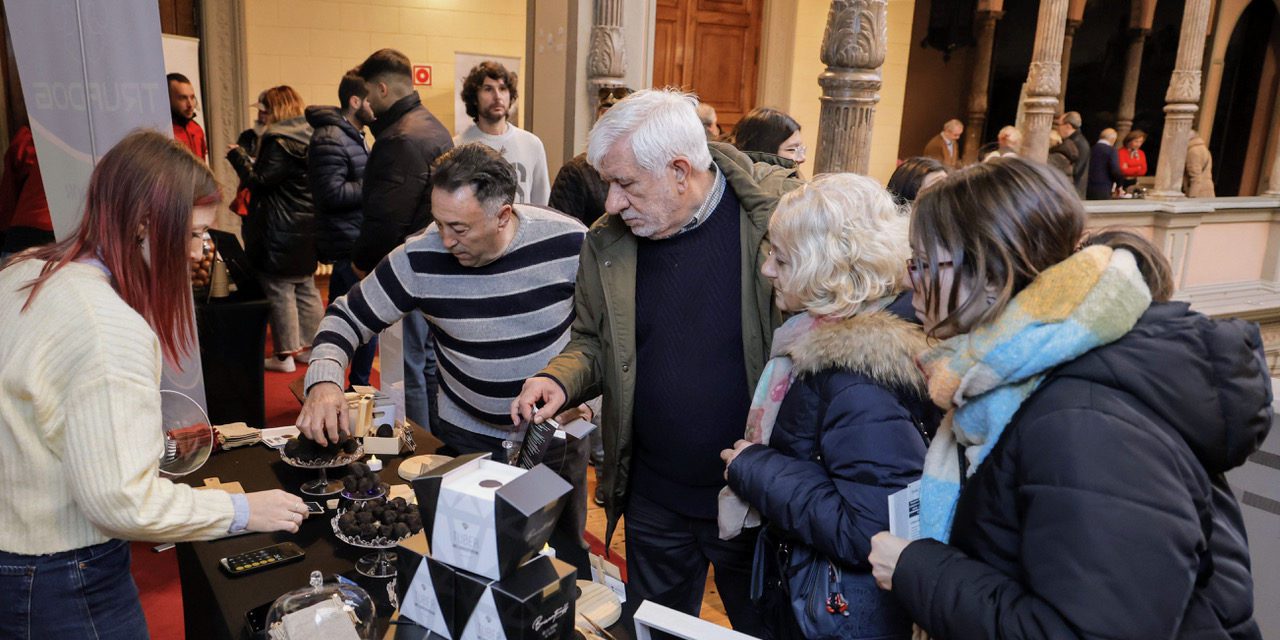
[{"x1": 630, "y1": 182, "x2": 749, "y2": 519}]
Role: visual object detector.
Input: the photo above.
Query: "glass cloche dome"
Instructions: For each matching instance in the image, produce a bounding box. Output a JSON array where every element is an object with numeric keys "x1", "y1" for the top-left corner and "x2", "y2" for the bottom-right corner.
[{"x1": 264, "y1": 571, "x2": 376, "y2": 639}]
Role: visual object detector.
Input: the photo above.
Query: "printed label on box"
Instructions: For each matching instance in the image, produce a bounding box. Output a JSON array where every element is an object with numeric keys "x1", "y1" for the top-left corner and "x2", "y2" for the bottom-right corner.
[{"x1": 401, "y1": 558, "x2": 451, "y2": 638}]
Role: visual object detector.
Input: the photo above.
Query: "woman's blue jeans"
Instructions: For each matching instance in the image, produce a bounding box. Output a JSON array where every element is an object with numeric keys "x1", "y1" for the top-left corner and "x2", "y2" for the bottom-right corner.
[{"x1": 0, "y1": 539, "x2": 149, "y2": 639}]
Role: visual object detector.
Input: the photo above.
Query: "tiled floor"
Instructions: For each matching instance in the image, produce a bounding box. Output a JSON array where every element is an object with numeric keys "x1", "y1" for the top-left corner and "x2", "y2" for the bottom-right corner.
[{"x1": 582, "y1": 466, "x2": 732, "y2": 629}]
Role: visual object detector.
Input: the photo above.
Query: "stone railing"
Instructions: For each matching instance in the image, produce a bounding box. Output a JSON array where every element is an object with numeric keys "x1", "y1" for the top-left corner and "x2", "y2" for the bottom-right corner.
[{"x1": 1085, "y1": 196, "x2": 1280, "y2": 372}]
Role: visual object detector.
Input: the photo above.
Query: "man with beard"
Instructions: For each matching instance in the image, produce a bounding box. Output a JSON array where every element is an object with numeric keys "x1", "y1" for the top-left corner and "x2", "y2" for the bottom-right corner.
[
  {"x1": 454, "y1": 61, "x2": 550, "y2": 205},
  {"x1": 168, "y1": 73, "x2": 207, "y2": 161},
  {"x1": 350, "y1": 48, "x2": 452, "y2": 431},
  {"x1": 305, "y1": 69, "x2": 378, "y2": 386}
]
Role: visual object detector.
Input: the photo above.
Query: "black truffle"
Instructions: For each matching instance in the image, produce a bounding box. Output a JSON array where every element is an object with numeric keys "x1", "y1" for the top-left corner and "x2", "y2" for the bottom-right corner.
[
  {"x1": 380, "y1": 511, "x2": 397, "y2": 525},
  {"x1": 355, "y1": 511, "x2": 374, "y2": 524},
  {"x1": 376, "y1": 424, "x2": 394, "y2": 438},
  {"x1": 392, "y1": 522, "x2": 410, "y2": 539},
  {"x1": 378, "y1": 524, "x2": 394, "y2": 539},
  {"x1": 342, "y1": 438, "x2": 359, "y2": 454},
  {"x1": 389, "y1": 497, "x2": 408, "y2": 510}
]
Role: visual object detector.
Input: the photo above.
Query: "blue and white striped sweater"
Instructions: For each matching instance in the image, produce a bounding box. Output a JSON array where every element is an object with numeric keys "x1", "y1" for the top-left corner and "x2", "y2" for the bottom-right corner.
[{"x1": 305, "y1": 205, "x2": 585, "y2": 439}]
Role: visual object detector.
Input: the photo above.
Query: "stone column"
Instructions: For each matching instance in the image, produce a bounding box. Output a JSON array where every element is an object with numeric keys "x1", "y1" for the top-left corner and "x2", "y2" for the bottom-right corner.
[
  {"x1": 814, "y1": 0, "x2": 888, "y2": 176},
  {"x1": 1115, "y1": 28, "x2": 1150, "y2": 141},
  {"x1": 200, "y1": 0, "x2": 249, "y2": 232},
  {"x1": 1058, "y1": 19, "x2": 1081, "y2": 106},
  {"x1": 1019, "y1": 0, "x2": 1069, "y2": 163},
  {"x1": 587, "y1": 0, "x2": 627, "y2": 122},
  {"x1": 963, "y1": 9, "x2": 1004, "y2": 163},
  {"x1": 1151, "y1": 0, "x2": 1213, "y2": 199}
]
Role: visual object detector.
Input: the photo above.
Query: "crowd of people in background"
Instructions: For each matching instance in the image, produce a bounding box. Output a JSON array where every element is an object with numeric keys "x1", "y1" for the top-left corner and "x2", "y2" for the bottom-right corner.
[
  {"x1": 0, "y1": 43, "x2": 1267, "y2": 640},
  {"x1": 920, "y1": 109, "x2": 1215, "y2": 199}
]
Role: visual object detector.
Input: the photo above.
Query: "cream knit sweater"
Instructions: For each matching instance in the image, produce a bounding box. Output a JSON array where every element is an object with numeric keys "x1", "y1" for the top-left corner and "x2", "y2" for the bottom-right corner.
[{"x1": 0, "y1": 259, "x2": 235, "y2": 555}]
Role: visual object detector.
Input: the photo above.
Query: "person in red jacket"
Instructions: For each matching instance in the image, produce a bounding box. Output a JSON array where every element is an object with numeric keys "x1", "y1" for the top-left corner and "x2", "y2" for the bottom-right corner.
[
  {"x1": 1119, "y1": 129, "x2": 1148, "y2": 179},
  {"x1": 169, "y1": 73, "x2": 208, "y2": 161},
  {"x1": 0, "y1": 124, "x2": 53, "y2": 257}
]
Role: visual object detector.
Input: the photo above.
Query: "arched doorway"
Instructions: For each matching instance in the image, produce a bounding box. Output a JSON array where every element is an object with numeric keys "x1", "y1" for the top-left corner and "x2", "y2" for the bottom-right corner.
[{"x1": 1208, "y1": 0, "x2": 1279, "y2": 196}]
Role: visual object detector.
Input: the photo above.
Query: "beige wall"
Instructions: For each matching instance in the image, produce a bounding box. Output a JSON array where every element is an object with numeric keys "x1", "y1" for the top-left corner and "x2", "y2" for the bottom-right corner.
[
  {"x1": 767, "y1": 0, "x2": 915, "y2": 184},
  {"x1": 244, "y1": 0, "x2": 526, "y2": 136}
]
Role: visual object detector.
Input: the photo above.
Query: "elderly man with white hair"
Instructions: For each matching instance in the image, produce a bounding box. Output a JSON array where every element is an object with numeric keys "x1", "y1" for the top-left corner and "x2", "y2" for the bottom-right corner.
[{"x1": 513, "y1": 89, "x2": 802, "y2": 633}]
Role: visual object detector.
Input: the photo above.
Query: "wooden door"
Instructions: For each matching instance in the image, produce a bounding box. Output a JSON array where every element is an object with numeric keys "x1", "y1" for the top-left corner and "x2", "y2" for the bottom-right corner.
[{"x1": 653, "y1": 0, "x2": 763, "y2": 133}]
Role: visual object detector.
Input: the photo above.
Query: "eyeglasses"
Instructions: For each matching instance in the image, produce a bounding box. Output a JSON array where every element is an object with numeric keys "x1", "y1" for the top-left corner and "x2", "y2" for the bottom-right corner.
[{"x1": 906, "y1": 257, "x2": 953, "y2": 273}]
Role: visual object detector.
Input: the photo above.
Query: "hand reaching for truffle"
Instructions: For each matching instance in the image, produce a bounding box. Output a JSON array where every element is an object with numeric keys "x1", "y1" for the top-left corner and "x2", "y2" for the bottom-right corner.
[{"x1": 297, "y1": 381, "x2": 349, "y2": 446}]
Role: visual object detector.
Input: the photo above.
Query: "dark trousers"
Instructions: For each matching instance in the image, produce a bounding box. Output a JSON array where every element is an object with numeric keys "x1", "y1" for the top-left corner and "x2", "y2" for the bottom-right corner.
[
  {"x1": 327, "y1": 260, "x2": 377, "y2": 387},
  {"x1": 402, "y1": 313, "x2": 439, "y2": 433},
  {"x1": 622, "y1": 492, "x2": 766, "y2": 638},
  {"x1": 0, "y1": 539, "x2": 149, "y2": 639},
  {"x1": 433, "y1": 417, "x2": 591, "y2": 579}
]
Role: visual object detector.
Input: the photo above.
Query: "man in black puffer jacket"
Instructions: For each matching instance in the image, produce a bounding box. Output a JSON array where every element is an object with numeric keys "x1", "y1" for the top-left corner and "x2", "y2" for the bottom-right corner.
[
  {"x1": 893, "y1": 301, "x2": 1272, "y2": 639},
  {"x1": 346, "y1": 49, "x2": 452, "y2": 431},
  {"x1": 306, "y1": 70, "x2": 376, "y2": 386}
]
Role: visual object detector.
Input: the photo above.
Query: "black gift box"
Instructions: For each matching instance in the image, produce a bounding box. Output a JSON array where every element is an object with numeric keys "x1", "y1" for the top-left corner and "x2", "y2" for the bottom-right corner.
[{"x1": 453, "y1": 555, "x2": 577, "y2": 640}]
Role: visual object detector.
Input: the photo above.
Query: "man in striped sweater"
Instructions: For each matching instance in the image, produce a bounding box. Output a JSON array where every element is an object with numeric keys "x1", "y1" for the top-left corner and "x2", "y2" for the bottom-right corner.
[{"x1": 296, "y1": 143, "x2": 594, "y2": 567}]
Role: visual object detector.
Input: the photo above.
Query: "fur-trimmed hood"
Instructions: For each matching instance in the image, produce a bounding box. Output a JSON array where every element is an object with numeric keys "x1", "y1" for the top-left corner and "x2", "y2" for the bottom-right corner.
[{"x1": 787, "y1": 310, "x2": 929, "y2": 394}]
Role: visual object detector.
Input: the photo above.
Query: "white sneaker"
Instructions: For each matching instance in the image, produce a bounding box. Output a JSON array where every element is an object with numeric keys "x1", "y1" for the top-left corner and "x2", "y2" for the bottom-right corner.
[{"x1": 265, "y1": 356, "x2": 296, "y2": 373}]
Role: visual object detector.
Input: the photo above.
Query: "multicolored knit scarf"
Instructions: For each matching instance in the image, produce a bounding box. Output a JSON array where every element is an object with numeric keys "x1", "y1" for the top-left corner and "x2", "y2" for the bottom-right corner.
[{"x1": 917, "y1": 246, "x2": 1151, "y2": 542}]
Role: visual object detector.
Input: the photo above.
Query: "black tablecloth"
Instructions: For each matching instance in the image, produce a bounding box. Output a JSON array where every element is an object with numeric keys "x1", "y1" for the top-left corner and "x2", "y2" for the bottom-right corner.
[
  {"x1": 177, "y1": 429, "x2": 437, "y2": 640},
  {"x1": 175, "y1": 427, "x2": 629, "y2": 640}
]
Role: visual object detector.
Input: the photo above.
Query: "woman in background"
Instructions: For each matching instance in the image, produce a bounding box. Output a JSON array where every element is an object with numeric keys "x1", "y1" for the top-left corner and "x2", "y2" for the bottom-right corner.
[
  {"x1": 228, "y1": 85, "x2": 322, "y2": 373},
  {"x1": 0, "y1": 130, "x2": 304, "y2": 639},
  {"x1": 731, "y1": 107, "x2": 806, "y2": 175},
  {"x1": 886, "y1": 156, "x2": 948, "y2": 206}
]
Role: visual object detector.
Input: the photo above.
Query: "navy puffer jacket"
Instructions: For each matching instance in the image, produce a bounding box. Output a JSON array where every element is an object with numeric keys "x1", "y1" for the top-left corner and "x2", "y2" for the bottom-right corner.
[
  {"x1": 728, "y1": 300, "x2": 936, "y2": 639},
  {"x1": 305, "y1": 106, "x2": 367, "y2": 263},
  {"x1": 894, "y1": 302, "x2": 1272, "y2": 639}
]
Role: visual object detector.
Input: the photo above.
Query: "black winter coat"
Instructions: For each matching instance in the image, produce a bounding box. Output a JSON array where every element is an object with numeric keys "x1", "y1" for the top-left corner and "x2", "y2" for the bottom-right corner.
[
  {"x1": 728, "y1": 304, "x2": 936, "y2": 639},
  {"x1": 351, "y1": 92, "x2": 452, "y2": 272},
  {"x1": 227, "y1": 116, "x2": 317, "y2": 277},
  {"x1": 1069, "y1": 129, "x2": 1091, "y2": 197},
  {"x1": 305, "y1": 106, "x2": 367, "y2": 263},
  {"x1": 894, "y1": 302, "x2": 1272, "y2": 639},
  {"x1": 548, "y1": 153, "x2": 608, "y2": 228}
]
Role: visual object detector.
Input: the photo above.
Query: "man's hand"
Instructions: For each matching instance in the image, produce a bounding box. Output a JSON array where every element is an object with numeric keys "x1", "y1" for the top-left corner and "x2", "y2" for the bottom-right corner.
[
  {"x1": 510, "y1": 377, "x2": 566, "y2": 427},
  {"x1": 296, "y1": 381, "x2": 348, "y2": 446}
]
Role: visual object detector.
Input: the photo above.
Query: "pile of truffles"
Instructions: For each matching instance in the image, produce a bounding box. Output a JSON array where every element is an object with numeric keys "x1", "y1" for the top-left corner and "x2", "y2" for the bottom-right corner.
[
  {"x1": 335, "y1": 496, "x2": 421, "y2": 544},
  {"x1": 341, "y1": 462, "x2": 389, "y2": 498},
  {"x1": 191, "y1": 236, "x2": 214, "y2": 289},
  {"x1": 282, "y1": 433, "x2": 359, "y2": 464}
]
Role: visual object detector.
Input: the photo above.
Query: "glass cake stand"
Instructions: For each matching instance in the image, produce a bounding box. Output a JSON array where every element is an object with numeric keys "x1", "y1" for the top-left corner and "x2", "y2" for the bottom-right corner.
[{"x1": 279, "y1": 446, "x2": 365, "y2": 496}]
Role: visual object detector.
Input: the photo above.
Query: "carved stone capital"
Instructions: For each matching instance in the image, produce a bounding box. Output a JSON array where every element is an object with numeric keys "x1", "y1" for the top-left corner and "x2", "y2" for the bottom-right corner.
[
  {"x1": 587, "y1": 25, "x2": 627, "y2": 80},
  {"x1": 1026, "y1": 60, "x2": 1062, "y2": 97},
  {"x1": 820, "y1": 0, "x2": 888, "y2": 70},
  {"x1": 1165, "y1": 69, "x2": 1202, "y2": 104}
]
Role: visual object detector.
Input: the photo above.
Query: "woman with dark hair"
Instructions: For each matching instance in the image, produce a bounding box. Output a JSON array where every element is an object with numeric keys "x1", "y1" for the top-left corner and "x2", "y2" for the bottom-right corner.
[
  {"x1": 868, "y1": 158, "x2": 1269, "y2": 639},
  {"x1": 228, "y1": 85, "x2": 322, "y2": 373},
  {"x1": 885, "y1": 156, "x2": 947, "y2": 205},
  {"x1": 0, "y1": 131, "x2": 305, "y2": 638},
  {"x1": 731, "y1": 107, "x2": 806, "y2": 172}
]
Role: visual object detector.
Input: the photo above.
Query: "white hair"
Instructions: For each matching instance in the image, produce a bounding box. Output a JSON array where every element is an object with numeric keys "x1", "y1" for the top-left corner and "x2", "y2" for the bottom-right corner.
[
  {"x1": 769, "y1": 173, "x2": 909, "y2": 318},
  {"x1": 587, "y1": 89, "x2": 713, "y2": 174}
]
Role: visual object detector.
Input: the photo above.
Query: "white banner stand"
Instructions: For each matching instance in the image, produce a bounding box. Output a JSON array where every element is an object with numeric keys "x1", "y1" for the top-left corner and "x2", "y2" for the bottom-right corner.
[{"x1": 632, "y1": 602, "x2": 760, "y2": 640}]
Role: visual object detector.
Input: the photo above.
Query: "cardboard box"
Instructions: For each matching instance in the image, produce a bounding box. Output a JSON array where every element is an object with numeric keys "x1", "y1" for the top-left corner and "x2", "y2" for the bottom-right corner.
[
  {"x1": 396, "y1": 533, "x2": 456, "y2": 639},
  {"x1": 345, "y1": 389, "x2": 397, "y2": 438},
  {"x1": 411, "y1": 453, "x2": 570, "y2": 580},
  {"x1": 363, "y1": 423, "x2": 407, "y2": 456},
  {"x1": 395, "y1": 534, "x2": 576, "y2": 640},
  {"x1": 453, "y1": 555, "x2": 577, "y2": 640}
]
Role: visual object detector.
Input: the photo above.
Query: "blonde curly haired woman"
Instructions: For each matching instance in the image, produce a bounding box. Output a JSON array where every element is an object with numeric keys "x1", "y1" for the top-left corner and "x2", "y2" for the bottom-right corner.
[{"x1": 719, "y1": 173, "x2": 936, "y2": 639}]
